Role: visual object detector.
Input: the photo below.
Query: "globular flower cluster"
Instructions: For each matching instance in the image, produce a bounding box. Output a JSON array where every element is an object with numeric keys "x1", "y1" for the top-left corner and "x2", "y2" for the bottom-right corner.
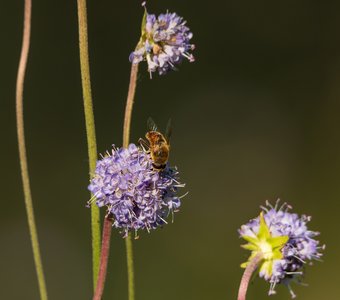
[
  {"x1": 239, "y1": 200, "x2": 324, "y2": 298},
  {"x1": 88, "y1": 144, "x2": 184, "y2": 237},
  {"x1": 129, "y1": 8, "x2": 195, "y2": 76}
]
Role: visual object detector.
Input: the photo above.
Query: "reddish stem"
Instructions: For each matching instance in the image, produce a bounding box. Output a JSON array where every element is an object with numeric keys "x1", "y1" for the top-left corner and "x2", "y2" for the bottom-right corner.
[
  {"x1": 237, "y1": 253, "x2": 263, "y2": 300},
  {"x1": 93, "y1": 217, "x2": 113, "y2": 300},
  {"x1": 122, "y1": 63, "x2": 139, "y2": 148}
]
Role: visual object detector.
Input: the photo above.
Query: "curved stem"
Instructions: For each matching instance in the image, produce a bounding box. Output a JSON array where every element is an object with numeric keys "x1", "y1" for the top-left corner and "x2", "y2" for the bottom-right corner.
[
  {"x1": 122, "y1": 63, "x2": 139, "y2": 300},
  {"x1": 237, "y1": 253, "x2": 263, "y2": 300},
  {"x1": 93, "y1": 217, "x2": 113, "y2": 300},
  {"x1": 16, "y1": 0, "x2": 48, "y2": 299},
  {"x1": 76, "y1": 0, "x2": 101, "y2": 290}
]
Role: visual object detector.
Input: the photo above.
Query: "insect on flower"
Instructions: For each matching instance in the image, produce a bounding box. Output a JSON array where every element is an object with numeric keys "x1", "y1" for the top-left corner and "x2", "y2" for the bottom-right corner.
[
  {"x1": 139, "y1": 118, "x2": 171, "y2": 171},
  {"x1": 87, "y1": 143, "x2": 185, "y2": 237}
]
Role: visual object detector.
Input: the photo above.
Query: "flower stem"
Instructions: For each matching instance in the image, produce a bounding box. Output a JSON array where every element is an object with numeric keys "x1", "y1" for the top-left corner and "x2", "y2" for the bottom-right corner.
[
  {"x1": 76, "y1": 0, "x2": 101, "y2": 290},
  {"x1": 123, "y1": 63, "x2": 139, "y2": 148},
  {"x1": 122, "y1": 62, "x2": 139, "y2": 300},
  {"x1": 93, "y1": 216, "x2": 113, "y2": 300},
  {"x1": 237, "y1": 253, "x2": 263, "y2": 300},
  {"x1": 16, "y1": 0, "x2": 48, "y2": 299},
  {"x1": 90, "y1": 63, "x2": 139, "y2": 300},
  {"x1": 125, "y1": 235, "x2": 135, "y2": 300}
]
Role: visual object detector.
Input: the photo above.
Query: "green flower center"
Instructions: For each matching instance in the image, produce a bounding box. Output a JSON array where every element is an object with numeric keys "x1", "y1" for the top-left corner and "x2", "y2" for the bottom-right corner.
[
  {"x1": 240, "y1": 212, "x2": 289, "y2": 276},
  {"x1": 258, "y1": 240, "x2": 274, "y2": 260}
]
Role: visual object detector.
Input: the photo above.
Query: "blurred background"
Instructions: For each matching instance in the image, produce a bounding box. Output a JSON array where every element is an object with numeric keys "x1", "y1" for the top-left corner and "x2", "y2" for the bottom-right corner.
[{"x1": 1, "y1": 0, "x2": 339, "y2": 299}]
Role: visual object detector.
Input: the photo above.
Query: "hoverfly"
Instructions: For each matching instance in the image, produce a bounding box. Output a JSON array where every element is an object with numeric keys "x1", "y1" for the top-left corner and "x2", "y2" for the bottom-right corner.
[{"x1": 139, "y1": 118, "x2": 172, "y2": 171}]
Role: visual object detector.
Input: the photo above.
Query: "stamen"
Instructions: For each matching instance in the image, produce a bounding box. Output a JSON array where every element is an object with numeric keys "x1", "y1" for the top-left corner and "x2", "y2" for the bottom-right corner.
[
  {"x1": 260, "y1": 205, "x2": 269, "y2": 213},
  {"x1": 278, "y1": 201, "x2": 288, "y2": 212},
  {"x1": 268, "y1": 279, "x2": 278, "y2": 295},
  {"x1": 274, "y1": 198, "x2": 280, "y2": 210},
  {"x1": 287, "y1": 284, "x2": 297, "y2": 299},
  {"x1": 87, "y1": 194, "x2": 98, "y2": 206},
  {"x1": 159, "y1": 216, "x2": 168, "y2": 224},
  {"x1": 292, "y1": 254, "x2": 306, "y2": 264},
  {"x1": 285, "y1": 271, "x2": 303, "y2": 275},
  {"x1": 179, "y1": 192, "x2": 189, "y2": 199},
  {"x1": 174, "y1": 183, "x2": 186, "y2": 188}
]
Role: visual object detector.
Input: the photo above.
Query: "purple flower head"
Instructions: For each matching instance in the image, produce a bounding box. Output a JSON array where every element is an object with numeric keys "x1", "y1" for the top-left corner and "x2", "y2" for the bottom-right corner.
[
  {"x1": 88, "y1": 144, "x2": 185, "y2": 237},
  {"x1": 129, "y1": 6, "x2": 195, "y2": 77},
  {"x1": 239, "y1": 200, "x2": 325, "y2": 298}
]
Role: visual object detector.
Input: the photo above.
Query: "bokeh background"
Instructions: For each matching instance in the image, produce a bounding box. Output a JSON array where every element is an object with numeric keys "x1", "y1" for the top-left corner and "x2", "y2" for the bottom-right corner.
[{"x1": 1, "y1": 0, "x2": 339, "y2": 299}]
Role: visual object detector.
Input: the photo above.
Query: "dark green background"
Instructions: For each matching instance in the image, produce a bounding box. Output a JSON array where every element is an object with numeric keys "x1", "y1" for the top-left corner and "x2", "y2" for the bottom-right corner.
[{"x1": 1, "y1": 0, "x2": 339, "y2": 299}]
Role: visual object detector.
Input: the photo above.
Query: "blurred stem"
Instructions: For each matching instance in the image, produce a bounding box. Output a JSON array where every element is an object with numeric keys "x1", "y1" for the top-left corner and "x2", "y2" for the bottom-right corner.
[
  {"x1": 16, "y1": 0, "x2": 48, "y2": 299},
  {"x1": 125, "y1": 235, "x2": 135, "y2": 300},
  {"x1": 76, "y1": 0, "x2": 101, "y2": 290},
  {"x1": 93, "y1": 216, "x2": 113, "y2": 300},
  {"x1": 122, "y1": 63, "x2": 139, "y2": 300},
  {"x1": 237, "y1": 253, "x2": 263, "y2": 300}
]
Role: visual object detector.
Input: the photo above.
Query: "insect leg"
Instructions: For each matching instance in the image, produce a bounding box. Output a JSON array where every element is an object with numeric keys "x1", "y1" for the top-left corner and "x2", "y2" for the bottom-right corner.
[{"x1": 138, "y1": 138, "x2": 150, "y2": 152}]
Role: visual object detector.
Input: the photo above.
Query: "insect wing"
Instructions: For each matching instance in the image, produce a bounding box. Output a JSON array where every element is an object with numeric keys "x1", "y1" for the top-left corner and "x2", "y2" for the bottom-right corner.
[
  {"x1": 147, "y1": 117, "x2": 158, "y2": 131},
  {"x1": 165, "y1": 118, "x2": 172, "y2": 143}
]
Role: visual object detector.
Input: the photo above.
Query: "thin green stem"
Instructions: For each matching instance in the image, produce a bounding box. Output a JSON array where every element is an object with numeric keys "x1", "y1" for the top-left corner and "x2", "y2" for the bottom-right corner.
[
  {"x1": 237, "y1": 253, "x2": 263, "y2": 300},
  {"x1": 16, "y1": 0, "x2": 48, "y2": 299},
  {"x1": 76, "y1": 0, "x2": 101, "y2": 290},
  {"x1": 125, "y1": 235, "x2": 135, "y2": 300},
  {"x1": 122, "y1": 62, "x2": 139, "y2": 300}
]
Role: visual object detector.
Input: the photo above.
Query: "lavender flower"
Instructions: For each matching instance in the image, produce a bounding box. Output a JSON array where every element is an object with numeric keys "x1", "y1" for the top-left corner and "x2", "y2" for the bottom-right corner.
[
  {"x1": 129, "y1": 5, "x2": 195, "y2": 76},
  {"x1": 88, "y1": 144, "x2": 185, "y2": 237},
  {"x1": 239, "y1": 200, "x2": 324, "y2": 298}
]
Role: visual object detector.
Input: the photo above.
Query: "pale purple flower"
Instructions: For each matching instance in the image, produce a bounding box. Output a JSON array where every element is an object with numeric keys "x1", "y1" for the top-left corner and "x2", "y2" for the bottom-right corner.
[
  {"x1": 239, "y1": 200, "x2": 325, "y2": 298},
  {"x1": 129, "y1": 9, "x2": 195, "y2": 77},
  {"x1": 88, "y1": 144, "x2": 185, "y2": 237}
]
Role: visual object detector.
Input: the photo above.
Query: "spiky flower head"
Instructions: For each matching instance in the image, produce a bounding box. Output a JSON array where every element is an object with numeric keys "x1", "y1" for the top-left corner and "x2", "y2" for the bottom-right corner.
[
  {"x1": 88, "y1": 144, "x2": 185, "y2": 237},
  {"x1": 239, "y1": 200, "x2": 324, "y2": 298},
  {"x1": 129, "y1": 3, "x2": 195, "y2": 77}
]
